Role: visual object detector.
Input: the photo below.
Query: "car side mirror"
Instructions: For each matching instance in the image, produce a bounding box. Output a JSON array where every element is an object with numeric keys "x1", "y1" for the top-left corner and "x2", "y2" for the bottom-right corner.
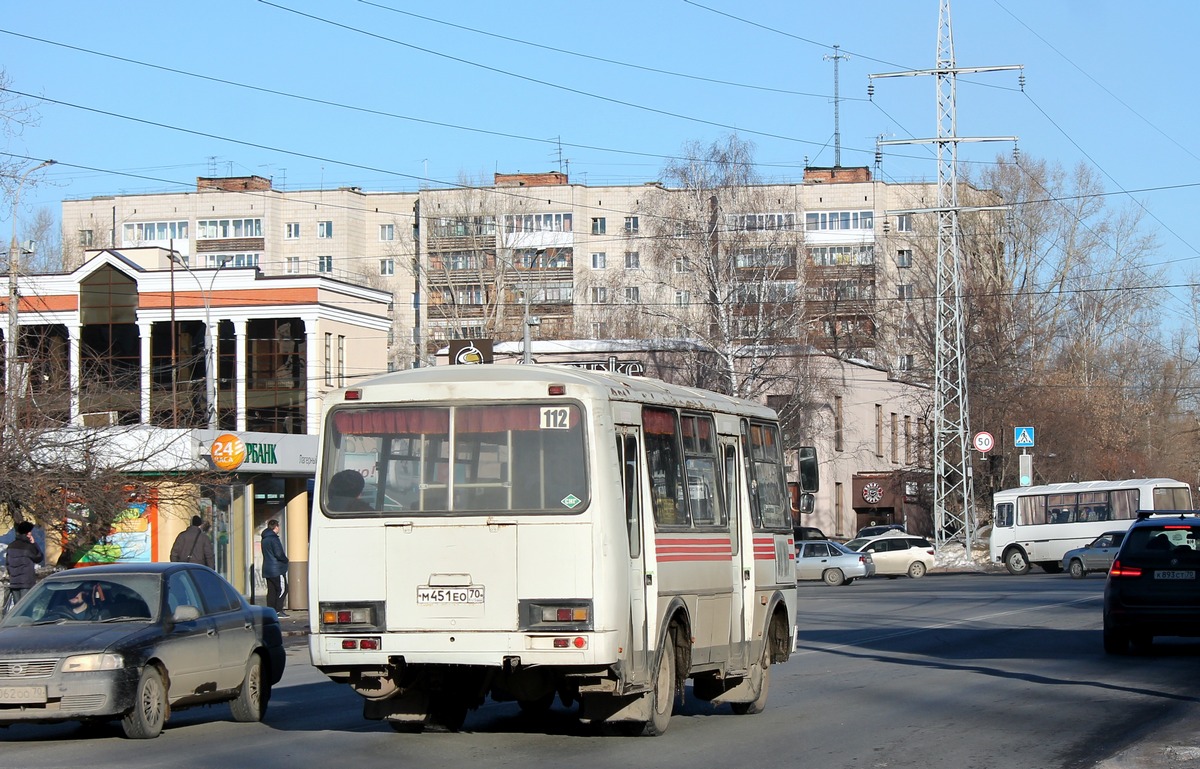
[{"x1": 173, "y1": 605, "x2": 201, "y2": 622}]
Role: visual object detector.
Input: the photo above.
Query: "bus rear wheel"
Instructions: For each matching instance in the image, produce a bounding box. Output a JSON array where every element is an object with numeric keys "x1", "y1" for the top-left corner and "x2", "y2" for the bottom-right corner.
[
  {"x1": 637, "y1": 632, "x2": 676, "y2": 736},
  {"x1": 1004, "y1": 548, "x2": 1030, "y2": 575}
]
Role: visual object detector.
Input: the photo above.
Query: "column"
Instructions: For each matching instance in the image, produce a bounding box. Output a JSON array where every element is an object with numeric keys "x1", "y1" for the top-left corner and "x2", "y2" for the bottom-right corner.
[
  {"x1": 234, "y1": 318, "x2": 247, "y2": 431},
  {"x1": 67, "y1": 321, "x2": 80, "y2": 422},
  {"x1": 305, "y1": 318, "x2": 320, "y2": 435},
  {"x1": 284, "y1": 476, "x2": 309, "y2": 611},
  {"x1": 208, "y1": 318, "x2": 220, "y2": 429},
  {"x1": 138, "y1": 320, "x2": 152, "y2": 424}
]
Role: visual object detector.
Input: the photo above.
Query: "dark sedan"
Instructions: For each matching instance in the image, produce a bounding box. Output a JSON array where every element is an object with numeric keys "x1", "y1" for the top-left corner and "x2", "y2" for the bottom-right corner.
[{"x1": 0, "y1": 562, "x2": 285, "y2": 738}]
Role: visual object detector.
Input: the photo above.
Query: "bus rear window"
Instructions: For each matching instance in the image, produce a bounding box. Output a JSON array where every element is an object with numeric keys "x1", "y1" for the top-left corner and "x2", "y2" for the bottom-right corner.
[{"x1": 324, "y1": 403, "x2": 588, "y2": 515}]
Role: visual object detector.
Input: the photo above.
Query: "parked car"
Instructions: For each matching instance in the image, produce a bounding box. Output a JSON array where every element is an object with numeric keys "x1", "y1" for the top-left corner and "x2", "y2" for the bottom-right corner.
[
  {"x1": 1103, "y1": 511, "x2": 1200, "y2": 654},
  {"x1": 794, "y1": 525, "x2": 828, "y2": 542},
  {"x1": 855, "y1": 524, "x2": 906, "y2": 539},
  {"x1": 796, "y1": 540, "x2": 874, "y2": 586},
  {"x1": 0, "y1": 562, "x2": 286, "y2": 738},
  {"x1": 1062, "y1": 530, "x2": 1127, "y2": 578},
  {"x1": 844, "y1": 532, "x2": 936, "y2": 578}
]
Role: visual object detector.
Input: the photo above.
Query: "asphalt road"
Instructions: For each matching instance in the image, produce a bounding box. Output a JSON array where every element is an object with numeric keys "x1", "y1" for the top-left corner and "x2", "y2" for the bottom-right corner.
[{"x1": 3, "y1": 572, "x2": 1200, "y2": 768}]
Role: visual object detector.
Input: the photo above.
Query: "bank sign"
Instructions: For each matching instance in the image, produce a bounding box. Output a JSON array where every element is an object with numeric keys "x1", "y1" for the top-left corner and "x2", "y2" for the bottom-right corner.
[{"x1": 205, "y1": 431, "x2": 318, "y2": 473}]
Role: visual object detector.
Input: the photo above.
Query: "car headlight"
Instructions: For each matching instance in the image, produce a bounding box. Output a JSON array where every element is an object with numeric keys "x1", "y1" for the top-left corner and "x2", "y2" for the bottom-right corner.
[{"x1": 61, "y1": 653, "x2": 124, "y2": 672}]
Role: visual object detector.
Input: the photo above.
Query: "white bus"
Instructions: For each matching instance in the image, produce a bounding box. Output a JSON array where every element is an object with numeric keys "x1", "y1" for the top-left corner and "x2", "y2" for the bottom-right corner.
[
  {"x1": 990, "y1": 478, "x2": 1192, "y2": 575},
  {"x1": 308, "y1": 364, "x2": 805, "y2": 735}
]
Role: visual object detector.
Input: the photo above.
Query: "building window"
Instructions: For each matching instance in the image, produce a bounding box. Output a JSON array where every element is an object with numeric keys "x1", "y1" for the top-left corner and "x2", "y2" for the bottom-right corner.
[
  {"x1": 78, "y1": 229, "x2": 94, "y2": 247},
  {"x1": 591, "y1": 217, "x2": 606, "y2": 235},
  {"x1": 591, "y1": 322, "x2": 609, "y2": 337},
  {"x1": 834, "y1": 395, "x2": 843, "y2": 452},
  {"x1": 898, "y1": 353, "x2": 914, "y2": 372},
  {"x1": 379, "y1": 223, "x2": 394, "y2": 241},
  {"x1": 624, "y1": 251, "x2": 640, "y2": 270},
  {"x1": 285, "y1": 256, "x2": 300, "y2": 274},
  {"x1": 338, "y1": 335, "x2": 346, "y2": 388},
  {"x1": 891, "y1": 413, "x2": 899, "y2": 463},
  {"x1": 898, "y1": 284, "x2": 914, "y2": 302},
  {"x1": 897, "y1": 248, "x2": 913, "y2": 268},
  {"x1": 675, "y1": 290, "x2": 690, "y2": 306},
  {"x1": 624, "y1": 216, "x2": 639, "y2": 234},
  {"x1": 503, "y1": 213, "x2": 572, "y2": 233},
  {"x1": 875, "y1": 404, "x2": 884, "y2": 458},
  {"x1": 904, "y1": 416, "x2": 913, "y2": 464},
  {"x1": 125, "y1": 220, "x2": 189, "y2": 243},
  {"x1": 196, "y1": 219, "x2": 259, "y2": 239},
  {"x1": 803, "y1": 211, "x2": 872, "y2": 232},
  {"x1": 674, "y1": 257, "x2": 690, "y2": 273},
  {"x1": 285, "y1": 222, "x2": 301, "y2": 239},
  {"x1": 591, "y1": 252, "x2": 606, "y2": 269},
  {"x1": 318, "y1": 220, "x2": 333, "y2": 239},
  {"x1": 591, "y1": 286, "x2": 608, "y2": 304},
  {"x1": 896, "y1": 214, "x2": 912, "y2": 232},
  {"x1": 729, "y1": 213, "x2": 797, "y2": 231},
  {"x1": 624, "y1": 286, "x2": 640, "y2": 304},
  {"x1": 317, "y1": 255, "x2": 333, "y2": 273},
  {"x1": 380, "y1": 258, "x2": 395, "y2": 276},
  {"x1": 324, "y1": 333, "x2": 333, "y2": 386}
]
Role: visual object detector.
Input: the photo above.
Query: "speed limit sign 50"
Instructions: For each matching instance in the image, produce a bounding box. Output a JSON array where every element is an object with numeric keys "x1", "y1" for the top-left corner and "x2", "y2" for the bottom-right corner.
[{"x1": 973, "y1": 431, "x2": 994, "y2": 453}]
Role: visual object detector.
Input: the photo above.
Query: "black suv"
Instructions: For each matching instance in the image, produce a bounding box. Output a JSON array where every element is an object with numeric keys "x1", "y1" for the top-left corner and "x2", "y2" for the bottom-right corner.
[{"x1": 1103, "y1": 510, "x2": 1200, "y2": 654}]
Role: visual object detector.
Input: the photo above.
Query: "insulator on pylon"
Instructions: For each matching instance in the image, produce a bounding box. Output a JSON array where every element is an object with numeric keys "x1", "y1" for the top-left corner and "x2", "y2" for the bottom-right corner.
[
  {"x1": 1012, "y1": 144, "x2": 1020, "y2": 163},
  {"x1": 1018, "y1": 73, "x2": 1026, "y2": 91},
  {"x1": 867, "y1": 82, "x2": 874, "y2": 100}
]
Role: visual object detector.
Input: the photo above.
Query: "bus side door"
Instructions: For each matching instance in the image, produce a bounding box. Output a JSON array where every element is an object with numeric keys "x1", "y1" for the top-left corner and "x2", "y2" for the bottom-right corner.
[
  {"x1": 619, "y1": 430, "x2": 654, "y2": 682},
  {"x1": 724, "y1": 440, "x2": 752, "y2": 672}
]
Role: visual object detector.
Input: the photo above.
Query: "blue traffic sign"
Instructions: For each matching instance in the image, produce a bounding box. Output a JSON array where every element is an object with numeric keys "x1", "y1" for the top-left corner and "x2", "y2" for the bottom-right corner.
[{"x1": 1014, "y1": 427, "x2": 1035, "y2": 448}]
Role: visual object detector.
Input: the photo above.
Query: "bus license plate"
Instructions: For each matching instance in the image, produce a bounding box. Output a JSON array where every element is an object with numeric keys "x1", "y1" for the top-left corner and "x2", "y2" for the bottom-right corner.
[
  {"x1": 1155, "y1": 570, "x2": 1195, "y2": 580},
  {"x1": 0, "y1": 686, "x2": 46, "y2": 703},
  {"x1": 417, "y1": 586, "x2": 484, "y2": 604}
]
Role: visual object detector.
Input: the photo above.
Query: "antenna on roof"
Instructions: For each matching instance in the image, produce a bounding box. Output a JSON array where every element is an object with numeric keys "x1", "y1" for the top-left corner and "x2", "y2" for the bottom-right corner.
[{"x1": 823, "y1": 45, "x2": 849, "y2": 168}]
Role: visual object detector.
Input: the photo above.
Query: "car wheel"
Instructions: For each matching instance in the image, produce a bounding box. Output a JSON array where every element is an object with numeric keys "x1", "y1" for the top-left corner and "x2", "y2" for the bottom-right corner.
[
  {"x1": 822, "y1": 568, "x2": 845, "y2": 586},
  {"x1": 1069, "y1": 559, "x2": 1087, "y2": 579},
  {"x1": 1004, "y1": 548, "x2": 1031, "y2": 575},
  {"x1": 230, "y1": 653, "x2": 269, "y2": 722},
  {"x1": 907, "y1": 561, "x2": 927, "y2": 579},
  {"x1": 121, "y1": 666, "x2": 167, "y2": 739},
  {"x1": 1103, "y1": 625, "x2": 1130, "y2": 655}
]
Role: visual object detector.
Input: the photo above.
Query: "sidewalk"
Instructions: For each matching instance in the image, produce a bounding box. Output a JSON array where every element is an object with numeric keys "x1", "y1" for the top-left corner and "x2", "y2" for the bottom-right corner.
[{"x1": 276, "y1": 608, "x2": 309, "y2": 637}]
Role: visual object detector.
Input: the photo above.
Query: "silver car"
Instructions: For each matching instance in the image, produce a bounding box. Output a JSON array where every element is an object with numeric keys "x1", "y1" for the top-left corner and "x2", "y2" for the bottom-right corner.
[
  {"x1": 1062, "y1": 530, "x2": 1127, "y2": 579},
  {"x1": 796, "y1": 540, "x2": 874, "y2": 586}
]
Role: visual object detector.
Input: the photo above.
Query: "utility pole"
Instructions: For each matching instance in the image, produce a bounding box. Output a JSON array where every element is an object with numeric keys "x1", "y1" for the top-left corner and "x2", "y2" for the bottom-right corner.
[
  {"x1": 823, "y1": 45, "x2": 849, "y2": 168},
  {"x1": 6, "y1": 159, "x2": 56, "y2": 434},
  {"x1": 869, "y1": 0, "x2": 1020, "y2": 550}
]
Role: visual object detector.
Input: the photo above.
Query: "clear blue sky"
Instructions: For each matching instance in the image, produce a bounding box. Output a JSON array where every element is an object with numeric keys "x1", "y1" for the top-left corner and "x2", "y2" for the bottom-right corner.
[{"x1": 4, "y1": 0, "x2": 1200, "y2": 319}]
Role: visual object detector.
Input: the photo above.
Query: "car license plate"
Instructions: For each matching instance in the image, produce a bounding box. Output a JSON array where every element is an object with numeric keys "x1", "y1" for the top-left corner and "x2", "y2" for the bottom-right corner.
[
  {"x1": 1155, "y1": 570, "x2": 1196, "y2": 580},
  {"x1": 0, "y1": 686, "x2": 47, "y2": 704},
  {"x1": 417, "y1": 586, "x2": 484, "y2": 604}
]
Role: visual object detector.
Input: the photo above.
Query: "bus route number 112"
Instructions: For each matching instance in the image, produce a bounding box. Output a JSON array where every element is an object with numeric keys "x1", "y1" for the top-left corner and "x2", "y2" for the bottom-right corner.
[{"x1": 540, "y1": 407, "x2": 570, "y2": 429}]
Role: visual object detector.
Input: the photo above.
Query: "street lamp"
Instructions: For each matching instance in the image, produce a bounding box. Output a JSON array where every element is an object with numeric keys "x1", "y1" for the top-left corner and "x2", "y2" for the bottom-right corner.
[
  {"x1": 513, "y1": 248, "x2": 542, "y2": 365},
  {"x1": 5, "y1": 158, "x2": 56, "y2": 430}
]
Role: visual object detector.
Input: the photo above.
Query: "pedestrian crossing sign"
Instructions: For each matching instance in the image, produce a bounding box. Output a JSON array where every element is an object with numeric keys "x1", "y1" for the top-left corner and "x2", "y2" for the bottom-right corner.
[{"x1": 1014, "y1": 427, "x2": 1035, "y2": 448}]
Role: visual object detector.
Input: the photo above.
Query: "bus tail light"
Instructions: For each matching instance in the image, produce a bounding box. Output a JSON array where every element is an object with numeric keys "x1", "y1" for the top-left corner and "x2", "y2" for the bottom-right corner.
[
  {"x1": 552, "y1": 637, "x2": 588, "y2": 649},
  {"x1": 1109, "y1": 560, "x2": 1143, "y2": 578},
  {"x1": 340, "y1": 637, "x2": 381, "y2": 650},
  {"x1": 520, "y1": 600, "x2": 593, "y2": 631},
  {"x1": 319, "y1": 602, "x2": 384, "y2": 631}
]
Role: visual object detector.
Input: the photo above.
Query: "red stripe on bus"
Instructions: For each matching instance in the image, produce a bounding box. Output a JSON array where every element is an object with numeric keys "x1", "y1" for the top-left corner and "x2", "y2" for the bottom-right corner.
[{"x1": 657, "y1": 554, "x2": 736, "y2": 562}]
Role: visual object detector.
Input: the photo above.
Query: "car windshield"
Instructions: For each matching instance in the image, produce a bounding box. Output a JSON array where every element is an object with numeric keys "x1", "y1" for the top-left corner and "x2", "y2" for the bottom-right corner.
[
  {"x1": 830, "y1": 541, "x2": 855, "y2": 555},
  {"x1": 1124, "y1": 525, "x2": 1200, "y2": 561},
  {"x1": 845, "y1": 538, "x2": 868, "y2": 551},
  {"x1": 2, "y1": 574, "x2": 162, "y2": 626}
]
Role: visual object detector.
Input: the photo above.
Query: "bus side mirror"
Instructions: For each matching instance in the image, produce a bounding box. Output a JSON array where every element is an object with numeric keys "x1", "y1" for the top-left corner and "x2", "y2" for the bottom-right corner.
[{"x1": 797, "y1": 493, "x2": 815, "y2": 515}]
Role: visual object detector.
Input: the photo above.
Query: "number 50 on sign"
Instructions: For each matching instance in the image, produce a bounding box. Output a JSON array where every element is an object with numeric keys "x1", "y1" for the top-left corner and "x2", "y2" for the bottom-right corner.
[{"x1": 973, "y1": 431, "x2": 994, "y2": 453}]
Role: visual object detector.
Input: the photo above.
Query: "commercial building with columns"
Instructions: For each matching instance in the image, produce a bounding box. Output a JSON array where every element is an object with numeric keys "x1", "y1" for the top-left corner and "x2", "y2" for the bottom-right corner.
[{"x1": 4, "y1": 246, "x2": 391, "y2": 608}]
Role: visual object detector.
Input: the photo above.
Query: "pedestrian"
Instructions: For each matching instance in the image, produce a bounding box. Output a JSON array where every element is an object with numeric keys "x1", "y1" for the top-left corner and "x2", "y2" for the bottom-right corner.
[
  {"x1": 261, "y1": 518, "x2": 289, "y2": 618},
  {"x1": 169, "y1": 515, "x2": 215, "y2": 568},
  {"x1": 5, "y1": 520, "x2": 44, "y2": 614}
]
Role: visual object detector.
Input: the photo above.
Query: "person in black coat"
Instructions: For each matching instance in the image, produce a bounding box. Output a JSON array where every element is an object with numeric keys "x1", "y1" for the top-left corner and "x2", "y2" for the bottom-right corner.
[
  {"x1": 170, "y1": 515, "x2": 215, "y2": 568},
  {"x1": 6, "y1": 521, "x2": 44, "y2": 612},
  {"x1": 260, "y1": 519, "x2": 289, "y2": 617}
]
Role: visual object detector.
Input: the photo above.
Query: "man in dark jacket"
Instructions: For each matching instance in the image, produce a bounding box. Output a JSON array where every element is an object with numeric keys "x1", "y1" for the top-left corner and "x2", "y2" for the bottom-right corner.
[
  {"x1": 6, "y1": 521, "x2": 44, "y2": 613},
  {"x1": 260, "y1": 519, "x2": 289, "y2": 617},
  {"x1": 169, "y1": 515, "x2": 215, "y2": 568}
]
